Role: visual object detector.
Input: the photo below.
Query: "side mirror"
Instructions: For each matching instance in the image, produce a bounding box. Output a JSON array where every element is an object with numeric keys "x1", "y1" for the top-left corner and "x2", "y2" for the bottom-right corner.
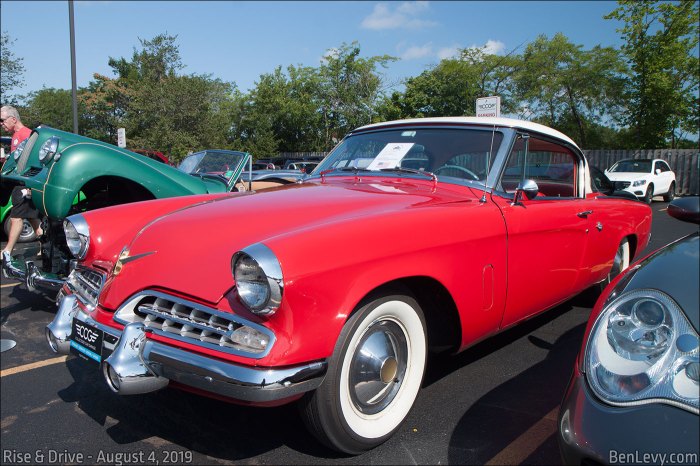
[
  {"x1": 668, "y1": 196, "x2": 700, "y2": 225},
  {"x1": 655, "y1": 168, "x2": 662, "y2": 175},
  {"x1": 513, "y1": 179, "x2": 539, "y2": 205}
]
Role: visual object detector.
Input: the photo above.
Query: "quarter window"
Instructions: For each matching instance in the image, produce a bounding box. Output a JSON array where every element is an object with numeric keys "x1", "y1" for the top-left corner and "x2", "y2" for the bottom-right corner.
[{"x1": 499, "y1": 134, "x2": 578, "y2": 198}]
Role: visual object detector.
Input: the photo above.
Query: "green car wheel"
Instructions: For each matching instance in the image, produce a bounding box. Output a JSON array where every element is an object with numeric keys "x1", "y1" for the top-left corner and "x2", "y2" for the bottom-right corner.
[{"x1": 3, "y1": 216, "x2": 37, "y2": 243}]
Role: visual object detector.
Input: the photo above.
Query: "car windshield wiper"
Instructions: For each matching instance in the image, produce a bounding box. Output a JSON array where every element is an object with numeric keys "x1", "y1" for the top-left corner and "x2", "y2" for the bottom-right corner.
[{"x1": 379, "y1": 167, "x2": 438, "y2": 182}]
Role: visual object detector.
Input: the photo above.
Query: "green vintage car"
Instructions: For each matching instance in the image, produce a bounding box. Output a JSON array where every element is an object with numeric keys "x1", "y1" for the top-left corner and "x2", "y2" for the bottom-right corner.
[{"x1": 1, "y1": 126, "x2": 251, "y2": 293}]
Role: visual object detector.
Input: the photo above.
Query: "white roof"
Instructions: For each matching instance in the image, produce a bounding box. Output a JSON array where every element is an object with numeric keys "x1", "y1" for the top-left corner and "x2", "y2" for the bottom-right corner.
[{"x1": 355, "y1": 116, "x2": 580, "y2": 151}]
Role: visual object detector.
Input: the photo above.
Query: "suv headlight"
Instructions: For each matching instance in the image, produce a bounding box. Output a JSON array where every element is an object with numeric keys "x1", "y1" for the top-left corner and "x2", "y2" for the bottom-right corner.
[
  {"x1": 38, "y1": 136, "x2": 59, "y2": 163},
  {"x1": 231, "y1": 244, "x2": 283, "y2": 315},
  {"x1": 585, "y1": 289, "x2": 699, "y2": 414},
  {"x1": 64, "y1": 214, "x2": 90, "y2": 259},
  {"x1": 632, "y1": 179, "x2": 647, "y2": 187}
]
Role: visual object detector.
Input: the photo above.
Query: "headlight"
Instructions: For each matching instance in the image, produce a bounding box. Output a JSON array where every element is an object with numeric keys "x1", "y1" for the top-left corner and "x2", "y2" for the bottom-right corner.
[
  {"x1": 63, "y1": 214, "x2": 90, "y2": 259},
  {"x1": 585, "y1": 289, "x2": 699, "y2": 414},
  {"x1": 632, "y1": 179, "x2": 647, "y2": 187},
  {"x1": 38, "y1": 136, "x2": 59, "y2": 163},
  {"x1": 12, "y1": 138, "x2": 28, "y2": 161},
  {"x1": 231, "y1": 243, "x2": 283, "y2": 315}
]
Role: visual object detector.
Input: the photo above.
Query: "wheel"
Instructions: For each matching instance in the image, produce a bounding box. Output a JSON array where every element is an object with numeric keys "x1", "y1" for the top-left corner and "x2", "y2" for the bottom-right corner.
[
  {"x1": 642, "y1": 185, "x2": 653, "y2": 204},
  {"x1": 663, "y1": 182, "x2": 675, "y2": 202},
  {"x1": 300, "y1": 292, "x2": 427, "y2": 454},
  {"x1": 597, "y1": 238, "x2": 630, "y2": 294},
  {"x1": 3, "y1": 216, "x2": 37, "y2": 243}
]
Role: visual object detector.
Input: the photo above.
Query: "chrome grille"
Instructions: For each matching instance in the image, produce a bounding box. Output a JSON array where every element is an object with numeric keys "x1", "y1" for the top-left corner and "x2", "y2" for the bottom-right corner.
[
  {"x1": 614, "y1": 181, "x2": 631, "y2": 190},
  {"x1": 114, "y1": 291, "x2": 274, "y2": 357},
  {"x1": 66, "y1": 266, "x2": 106, "y2": 309}
]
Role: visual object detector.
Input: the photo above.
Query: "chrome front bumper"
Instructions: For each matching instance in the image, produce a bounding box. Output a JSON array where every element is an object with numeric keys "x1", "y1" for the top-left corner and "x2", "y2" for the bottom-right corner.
[
  {"x1": 46, "y1": 295, "x2": 327, "y2": 403},
  {"x1": 3, "y1": 258, "x2": 65, "y2": 293}
]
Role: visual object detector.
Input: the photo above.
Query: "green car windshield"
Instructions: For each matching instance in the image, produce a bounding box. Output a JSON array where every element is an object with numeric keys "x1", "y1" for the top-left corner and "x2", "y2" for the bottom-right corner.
[{"x1": 178, "y1": 150, "x2": 249, "y2": 184}]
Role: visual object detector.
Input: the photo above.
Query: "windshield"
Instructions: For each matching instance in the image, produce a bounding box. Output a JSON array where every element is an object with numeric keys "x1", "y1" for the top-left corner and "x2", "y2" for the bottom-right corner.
[
  {"x1": 178, "y1": 150, "x2": 248, "y2": 182},
  {"x1": 313, "y1": 127, "x2": 503, "y2": 184},
  {"x1": 609, "y1": 160, "x2": 652, "y2": 173}
]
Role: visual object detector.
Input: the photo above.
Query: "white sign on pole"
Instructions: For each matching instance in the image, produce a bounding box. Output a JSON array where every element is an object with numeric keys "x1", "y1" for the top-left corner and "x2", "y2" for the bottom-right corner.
[
  {"x1": 476, "y1": 96, "x2": 501, "y2": 118},
  {"x1": 117, "y1": 128, "x2": 126, "y2": 148}
]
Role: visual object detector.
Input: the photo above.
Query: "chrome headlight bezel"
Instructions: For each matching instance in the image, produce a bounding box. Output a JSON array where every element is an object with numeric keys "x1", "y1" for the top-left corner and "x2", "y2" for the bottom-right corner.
[
  {"x1": 38, "y1": 136, "x2": 59, "y2": 163},
  {"x1": 585, "y1": 288, "x2": 699, "y2": 414},
  {"x1": 64, "y1": 214, "x2": 90, "y2": 260},
  {"x1": 231, "y1": 243, "x2": 283, "y2": 316}
]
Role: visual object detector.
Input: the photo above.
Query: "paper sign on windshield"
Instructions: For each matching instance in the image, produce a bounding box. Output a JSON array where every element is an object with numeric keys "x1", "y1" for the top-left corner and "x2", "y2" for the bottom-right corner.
[{"x1": 366, "y1": 143, "x2": 415, "y2": 170}]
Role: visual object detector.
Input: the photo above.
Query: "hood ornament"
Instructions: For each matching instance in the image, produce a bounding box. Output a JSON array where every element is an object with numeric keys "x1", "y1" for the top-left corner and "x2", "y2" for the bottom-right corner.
[{"x1": 113, "y1": 246, "x2": 155, "y2": 276}]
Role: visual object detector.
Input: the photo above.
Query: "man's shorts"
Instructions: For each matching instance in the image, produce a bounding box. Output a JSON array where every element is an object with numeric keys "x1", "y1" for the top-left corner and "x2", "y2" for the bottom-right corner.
[{"x1": 10, "y1": 186, "x2": 40, "y2": 219}]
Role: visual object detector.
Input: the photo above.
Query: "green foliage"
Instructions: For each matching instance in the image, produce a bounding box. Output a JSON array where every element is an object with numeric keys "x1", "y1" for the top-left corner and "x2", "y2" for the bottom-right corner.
[
  {"x1": 21, "y1": 88, "x2": 86, "y2": 132},
  {"x1": 12, "y1": 23, "x2": 697, "y2": 152},
  {"x1": 1, "y1": 31, "x2": 25, "y2": 102},
  {"x1": 515, "y1": 33, "x2": 627, "y2": 148},
  {"x1": 605, "y1": 0, "x2": 699, "y2": 148}
]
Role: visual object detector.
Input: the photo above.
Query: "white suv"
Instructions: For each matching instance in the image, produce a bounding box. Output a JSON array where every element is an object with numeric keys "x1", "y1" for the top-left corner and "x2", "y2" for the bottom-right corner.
[{"x1": 604, "y1": 158, "x2": 676, "y2": 203}]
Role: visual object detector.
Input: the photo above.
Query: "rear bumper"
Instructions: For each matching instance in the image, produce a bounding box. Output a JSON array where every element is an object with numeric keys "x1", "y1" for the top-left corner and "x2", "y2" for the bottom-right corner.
[{"x1": 46, "y1": 294, "x2": 327, "y2": 403}]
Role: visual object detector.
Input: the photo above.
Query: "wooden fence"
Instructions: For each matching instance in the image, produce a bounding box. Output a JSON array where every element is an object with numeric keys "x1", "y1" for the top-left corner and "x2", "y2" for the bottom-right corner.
[{"x1": 280, "y1": 149, "x2": 700, "y2": 195}]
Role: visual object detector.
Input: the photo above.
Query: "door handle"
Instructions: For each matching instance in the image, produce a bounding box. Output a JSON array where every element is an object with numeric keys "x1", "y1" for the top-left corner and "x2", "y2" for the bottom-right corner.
[{"x1": 577, "y1": 210, "x2": 593, "y2": 217}]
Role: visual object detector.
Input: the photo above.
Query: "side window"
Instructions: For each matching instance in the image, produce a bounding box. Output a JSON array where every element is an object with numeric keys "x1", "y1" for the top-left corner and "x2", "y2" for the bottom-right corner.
[
  {"x1": 656, "y1": 161, "x2": 670, "y2": 173},
  {"x1": 500, "y1": 134, "x2": 578, "y2": 198}
]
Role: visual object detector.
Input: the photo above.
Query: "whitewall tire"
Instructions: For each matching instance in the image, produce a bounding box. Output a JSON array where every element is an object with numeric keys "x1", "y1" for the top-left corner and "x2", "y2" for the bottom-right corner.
[{"x1": 300, "y1": 292, "x2": 427, "y2": 454}]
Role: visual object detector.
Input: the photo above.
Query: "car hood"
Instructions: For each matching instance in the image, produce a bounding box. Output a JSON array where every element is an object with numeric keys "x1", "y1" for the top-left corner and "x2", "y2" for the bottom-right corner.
[
  {"x1": 624, "y1": 233, "x2": 699, "y2": 332},
  {"x1": 604, "y1": 172, "x2": 649, "y2": 182},
  {"x1": 103, "y1": 178, "x2": 481, "y2": 305}
]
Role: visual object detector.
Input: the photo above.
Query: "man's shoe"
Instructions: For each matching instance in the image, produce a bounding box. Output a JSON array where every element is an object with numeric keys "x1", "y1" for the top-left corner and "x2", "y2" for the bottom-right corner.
[{"x1": 1, "y1": 251, "x2": 11, "y2": 279}]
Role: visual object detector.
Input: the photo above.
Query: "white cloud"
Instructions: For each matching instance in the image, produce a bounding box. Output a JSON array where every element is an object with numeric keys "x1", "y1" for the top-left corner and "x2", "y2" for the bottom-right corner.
[
  {"x1": 463, "y1": 40, "x2": 507, "y2": 56},
  {"x1": 401, "y1": 44, "x2": 433, "y2": 60},
  {"x1": 361, "y1": 2, "x2": 437, "y2": 30},
  {"x1": 437, "y1": 46, "x2": 460, "y2": 60},
  {"x1": 483, "y1": 40, "x2": 506, "y2": 55}
]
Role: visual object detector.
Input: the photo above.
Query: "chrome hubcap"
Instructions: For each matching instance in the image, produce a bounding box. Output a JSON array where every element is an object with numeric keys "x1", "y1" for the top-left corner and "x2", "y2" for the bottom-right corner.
[{"x1": 349, "y1": 320, "x2": 408, "y2": 415}]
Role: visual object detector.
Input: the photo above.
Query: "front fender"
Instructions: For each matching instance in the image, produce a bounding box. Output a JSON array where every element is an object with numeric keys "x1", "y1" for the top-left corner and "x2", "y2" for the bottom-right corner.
[{"x1": 40, "y1": 143, "x2": 213, "y2": 219}]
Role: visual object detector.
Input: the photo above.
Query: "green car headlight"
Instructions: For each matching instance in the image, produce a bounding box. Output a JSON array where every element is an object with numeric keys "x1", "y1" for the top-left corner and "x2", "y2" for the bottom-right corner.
[
  {"x1": 585, "y1": 289, "x2": 699, "y2": 414},
  {"x1": 232, "y1": 244, "x2": 283, "y2": 315},
  {"x1": 64, "y1": 214, "x2": 90, "y2": 259},
  {"x1": 39, "y1": 136, "x2": 59, "y2": 163},
  {"x1": 12, "y1": 138, "x2": 28, "y2": 161}
]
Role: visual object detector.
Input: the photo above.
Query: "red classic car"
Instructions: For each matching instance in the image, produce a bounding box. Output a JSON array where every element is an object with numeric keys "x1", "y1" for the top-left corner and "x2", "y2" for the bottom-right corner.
[{"x1": 46, "y1": 117, "x2": 652, "y2": 454}]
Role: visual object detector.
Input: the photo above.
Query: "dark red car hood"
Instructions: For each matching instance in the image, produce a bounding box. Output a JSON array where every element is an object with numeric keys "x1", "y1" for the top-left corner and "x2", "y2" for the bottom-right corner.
[{"x1": 103, "y1": 177, "x2": 481, "y2": 305}]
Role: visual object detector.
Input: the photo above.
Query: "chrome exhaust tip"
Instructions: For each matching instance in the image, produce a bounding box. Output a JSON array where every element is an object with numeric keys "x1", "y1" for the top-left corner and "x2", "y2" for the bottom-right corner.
[
  {"x1": 101, "y1": 322, "x2": 169, "y2": 395},
  {"x1": 45, "y1": 295, "x2": 77, "y2": 354}
]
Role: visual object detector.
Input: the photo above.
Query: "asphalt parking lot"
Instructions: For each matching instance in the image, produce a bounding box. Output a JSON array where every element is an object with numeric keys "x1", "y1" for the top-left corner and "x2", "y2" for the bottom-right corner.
[{"x1": 1, "y1": 200, "x2": 697, "y2": 465}]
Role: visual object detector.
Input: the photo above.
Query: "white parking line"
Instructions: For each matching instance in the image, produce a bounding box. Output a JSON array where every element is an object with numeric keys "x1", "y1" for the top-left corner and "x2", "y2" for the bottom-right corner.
[
  {"x1": 0, "y1": 356, "x2": 69, "y2": 377},
  {"x1": 484, "y1": 407, "x2": 559, "y2": 465}
]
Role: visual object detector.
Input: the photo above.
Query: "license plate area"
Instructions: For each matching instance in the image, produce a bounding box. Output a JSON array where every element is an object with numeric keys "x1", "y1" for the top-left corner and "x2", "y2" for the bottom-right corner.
[{"x1": 70, "y1": 319, "x2": 116, "y2": 364}]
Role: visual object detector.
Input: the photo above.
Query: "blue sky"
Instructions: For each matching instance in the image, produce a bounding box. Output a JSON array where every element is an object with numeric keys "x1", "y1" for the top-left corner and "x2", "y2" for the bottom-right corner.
[{"x1": 1, "y1": 1, "x2": 626, "y2": 97}]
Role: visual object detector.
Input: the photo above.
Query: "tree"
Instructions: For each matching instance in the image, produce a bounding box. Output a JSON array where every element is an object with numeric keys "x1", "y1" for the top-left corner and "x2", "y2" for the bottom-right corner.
[
  {"x1": 515, "y1": 33, "x2": 627, "y2": 148},
  {"x1": 22, "y1": 88, "x2": 85, "y2": 132},
  {"x1": 381, "y1": 45, "x2": 520, "y2": 120},
  {"x1": 318, "y1": 42, "x2": 397, "y2": 147},
  {"x1": 1, "y1": 31, "x2": 25, "y2": 102},
  {"x1": 606, "y1": 0, "x2": 699, "y2": 148}
]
